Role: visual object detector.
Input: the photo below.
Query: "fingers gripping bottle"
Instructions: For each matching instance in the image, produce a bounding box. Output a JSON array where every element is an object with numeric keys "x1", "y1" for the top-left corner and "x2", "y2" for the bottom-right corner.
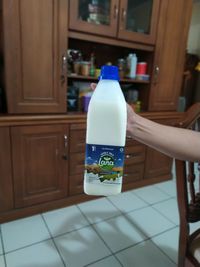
[{"x1": 84, "y1": 65, "x2": 127, "y2": 196}]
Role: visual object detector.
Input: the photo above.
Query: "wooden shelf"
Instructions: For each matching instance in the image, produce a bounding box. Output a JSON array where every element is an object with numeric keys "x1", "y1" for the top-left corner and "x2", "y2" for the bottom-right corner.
[{"x1": 67, "y1": 74, "x2": 150, "y2": 84}]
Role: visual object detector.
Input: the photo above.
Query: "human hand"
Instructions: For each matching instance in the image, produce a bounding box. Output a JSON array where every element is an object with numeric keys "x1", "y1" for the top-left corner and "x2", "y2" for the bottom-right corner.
[{"x1": 90, "y1": 83, "x2": 136, "y2": 139}]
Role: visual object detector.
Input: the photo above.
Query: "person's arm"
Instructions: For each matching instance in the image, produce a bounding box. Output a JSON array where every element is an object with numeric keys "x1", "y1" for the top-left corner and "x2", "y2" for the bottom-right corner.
[
  {"x1": 91, "y1": 83, "x2": 200, "y2": 162},
  {"x1": 127, "y1": 104, "x2": 200, "y2": 162}
]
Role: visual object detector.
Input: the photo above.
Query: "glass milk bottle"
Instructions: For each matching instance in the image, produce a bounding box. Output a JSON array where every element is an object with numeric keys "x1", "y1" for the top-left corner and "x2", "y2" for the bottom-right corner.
[{"x1": 84, "y1": 65, "x2": 127, "y2": 196}]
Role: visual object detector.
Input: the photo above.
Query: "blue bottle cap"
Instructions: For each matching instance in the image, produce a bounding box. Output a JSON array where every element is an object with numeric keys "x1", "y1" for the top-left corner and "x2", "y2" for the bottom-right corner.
[{"x1": 99, "y1": 65, "x2": 120, "y2": 81}]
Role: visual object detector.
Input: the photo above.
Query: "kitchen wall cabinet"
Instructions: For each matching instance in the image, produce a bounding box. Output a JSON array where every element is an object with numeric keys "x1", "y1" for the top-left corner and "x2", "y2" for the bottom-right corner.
[
  {"x1": 149, "y1": 0, "x2": 193, "y2": 111},
  {"x1": 69, "y1": 0, "x2": 160, "y2": 45},
  {"x1": 11, "y1": 124, "x2": 69, "y2": 208},
  {"x1": 3, "y1": 0, "x2": 68, "y2": 114},
  {"x1": 0, "y1": 127, "x2": 13, "y2": 212}
]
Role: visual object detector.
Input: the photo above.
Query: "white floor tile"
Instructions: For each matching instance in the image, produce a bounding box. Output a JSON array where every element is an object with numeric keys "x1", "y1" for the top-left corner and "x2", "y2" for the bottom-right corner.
[
  {"x1": 0, "y1": 255, "x2": 5, "y2": 267},
  {"x1": 190, "y1": 221, "x2": 200, "y2": 234},
  {"x1": 132, "y1": 185, "x2": 171, "y2": 204},
  {"x1": 93, "y1": 214, "x2": 146, "y2": 253},
  {"x1": 152, "y1": 227, "x2": 179, "y2": 264},
  {"x1": 125, "y1": 206, "x2": 174, "y2": 238},
  {"x1": 0, "y1": 232, "x2": 3, "y2": 255},
  {"x1": 87, "y1": 256, "x2": 122, "y2": 267},
  {"x1": 1, "y1": 215, "x2": 50, "y2": 253},
  {"x1": 155, "y1": 180, "x2": 177, "y2": 197},
  {"x1": 43, "y1": 205, "x2": 89, "y2": 237},
  {"x1": 78, "y1": 198, "x2": 121, "y2": 224},
  {"x1": 116, "y1": 240, "x2": 176, "y2": 267},
  {"x1": 153, "y1": 198, "x2": 179, "y2": 225},
  {"x1": 54, "y1": 226, "x2": 111, "y2": 267},
  {"x1": 108, "y1": 191, "x2": 147, "y2": 213},
  {"x1": 5, "y1": 240, "x2": 64, "y2": 267}
]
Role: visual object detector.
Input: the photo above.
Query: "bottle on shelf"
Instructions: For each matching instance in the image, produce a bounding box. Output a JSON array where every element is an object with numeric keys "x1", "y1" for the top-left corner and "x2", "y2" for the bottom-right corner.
[
  {"x1": 84, "y1": 65, "x2": 127, "y2": 196},
  {"x1": 89, "y1": 53, "x2": 96, "y2": 77},
  {"x1": 126, "y1": 53, "x2": 137, "y2": 79}
]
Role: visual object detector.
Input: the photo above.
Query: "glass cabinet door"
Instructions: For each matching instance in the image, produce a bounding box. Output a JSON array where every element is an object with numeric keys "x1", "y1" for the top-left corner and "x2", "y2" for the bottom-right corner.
[
  {"x1": 69, "y1": 0, "x2": 119, "y2": 37},
  {"x1": 78, "y1": 0, "x2": 111, "y2": 26},
  {"x1": 118, "y1": 0, "x2": 160, "y2": 44}
]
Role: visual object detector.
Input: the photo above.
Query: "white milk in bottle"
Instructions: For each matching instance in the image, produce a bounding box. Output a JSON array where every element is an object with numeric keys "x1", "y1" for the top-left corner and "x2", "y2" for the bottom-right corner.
[{"x1": 84, "y1": 65, "x2": 127, "y2": 196}]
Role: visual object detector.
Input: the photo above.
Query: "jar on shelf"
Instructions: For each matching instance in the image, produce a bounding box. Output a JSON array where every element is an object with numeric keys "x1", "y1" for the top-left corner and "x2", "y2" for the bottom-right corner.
[
  {"x1": 81, "y1": 61, "x2": 90, "y2": 76},
  {"x1": 118, "y1": 58, "x2": 125, "y2": 79}
]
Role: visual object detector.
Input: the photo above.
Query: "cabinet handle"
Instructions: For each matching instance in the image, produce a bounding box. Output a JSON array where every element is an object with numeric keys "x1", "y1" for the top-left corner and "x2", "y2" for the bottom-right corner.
[
  {"x1": 121, "y1": 8, "x2": 126, "y2": 23},
  {"x1": 61, "y1": 54, "x2": 67, "y2": 85},
  {"x1": 126, "y1": 154, "x2": 132, "y2": 159},
  {"x1": 154, "y1": 65, "x2": 160, "y2": 84},
  {"x1": 62, "y1": 134, "x2": 68, "y2": 160},
  {"x1": 64, "y1": 134, "x2": 67, "y2": 148},
  {"x1": 113, "y1": 5, "x2": 118, "y2": 19}
]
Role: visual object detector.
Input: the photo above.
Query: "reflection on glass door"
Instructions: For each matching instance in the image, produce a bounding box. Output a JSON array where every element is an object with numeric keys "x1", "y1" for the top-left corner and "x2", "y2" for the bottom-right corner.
[
  {"x1": 78, "y1": 0, "x2": 111, "y2": 26},
  {"x1": 126, "y1": 0, "x2": 153, "y2": 34}
]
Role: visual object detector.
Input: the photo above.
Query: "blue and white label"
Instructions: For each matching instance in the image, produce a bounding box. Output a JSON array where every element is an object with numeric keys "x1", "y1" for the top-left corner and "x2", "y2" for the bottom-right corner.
[{"x1": 85, "y1": 144, "x2": 125, "y2": 185}]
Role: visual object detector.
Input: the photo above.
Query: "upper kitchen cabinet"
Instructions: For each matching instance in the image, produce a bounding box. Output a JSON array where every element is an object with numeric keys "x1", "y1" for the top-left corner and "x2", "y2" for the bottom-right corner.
[
  {"x1": 69, "y1": 0, "x2": 119, "y2": 38},
  {"x1": 2, "y1": 0, "x2": 68, "y2": 114},
  {"x1": 118, "y1": 0, "x2": 160, "y2": 44},
  {"x1": 69, "y1": 0, "x2": 160, "y2": 44},
  {"x1": 149, "y1": 0, "x2": 193, "y2": 111}
]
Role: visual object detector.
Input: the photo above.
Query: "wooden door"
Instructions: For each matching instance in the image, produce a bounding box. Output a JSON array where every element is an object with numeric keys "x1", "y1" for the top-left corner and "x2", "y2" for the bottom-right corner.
[
  {"x1": 11, "y1": 124, "x2": 69, "y2": 208},
  {"x1": 3, "y1": 0, "x2": 68, "y2": 113},
  {"x1": 69, "y1": 0, "x2": 119, "y2": 37},
  {"x1": 118, "y1": 0, "x2": 160, "y2": 44},
  {"x1": 0, "y1": 127, "x2": 13, "y2": 212},
  {"x1": 149, "y1": 0, "x2": 193, "y2": 111}
]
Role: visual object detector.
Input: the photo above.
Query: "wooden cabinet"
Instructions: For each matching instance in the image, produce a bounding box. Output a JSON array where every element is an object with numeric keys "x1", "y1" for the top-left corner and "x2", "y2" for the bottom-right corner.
[
  {"x1": 69, "y1": 0, "x2": 160, "y2": 44},
  {"x1": 149, "y1": 0, "x2": 193, "y2": 111},
  {"x1": 123, "y1": 139, "x2": 146, "y2": 190},
  {"x1": 2, "y1": 0, "x2": 68, "y2": 114},
  {"x1": 0, "y1": 127, "x2": 13, "y2": 212},
  {"x1": 69, "y1": 0, "x2": 192, "y2": 112},
  {"x1": 11, "y1": 124, "x2": 69, "y2": 208},
  {"x1": 118, "y1": 0, "x2": 160, "y2": 44},
  {"x1": 69, "y1": 123, "x2": 86, "y2": 195},
  {"x1": 145, "y1": 147, "x2": 172, "y2": 180},
  {"x1": 144, "y1": 117, "x2": 181, "y2": 179}
]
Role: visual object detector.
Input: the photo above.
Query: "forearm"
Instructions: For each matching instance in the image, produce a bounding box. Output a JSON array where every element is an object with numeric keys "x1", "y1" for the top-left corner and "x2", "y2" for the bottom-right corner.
[{"x1": 129, "y1": 113, "x2": 200, "y2": 162}]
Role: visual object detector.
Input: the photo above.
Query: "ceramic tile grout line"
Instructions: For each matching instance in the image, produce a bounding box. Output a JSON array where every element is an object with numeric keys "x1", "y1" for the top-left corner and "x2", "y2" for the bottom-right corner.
[{"x1": 84, "y1": 65, "x2": 127, "y2": 196}]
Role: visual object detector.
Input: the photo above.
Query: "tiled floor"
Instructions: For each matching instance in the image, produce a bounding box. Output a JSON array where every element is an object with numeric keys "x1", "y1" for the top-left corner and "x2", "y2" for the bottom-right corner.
[{"x1": 0, "y1": 166, "x2": 199, "y2": 267}]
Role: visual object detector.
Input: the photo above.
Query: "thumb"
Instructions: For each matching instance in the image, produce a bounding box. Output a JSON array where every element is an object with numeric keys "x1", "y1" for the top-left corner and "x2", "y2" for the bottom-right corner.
[{"x1": 91, "y1": 83, "x2": 97, "y2": 91}]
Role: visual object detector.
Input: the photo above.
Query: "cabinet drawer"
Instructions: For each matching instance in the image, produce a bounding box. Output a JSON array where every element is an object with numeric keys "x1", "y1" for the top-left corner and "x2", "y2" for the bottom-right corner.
[
  {"x1": 70, "y1": 153, "x2": 85, "y2": 175},
  {"x1": 125, "y1": 145, "x2": 146, "y2": 165},
  {"x1": 70, "y1": 130, "x2": 86, "y2": 153},
  {"x1": 123, "y1": 164, "x2": 144, "y2": 185},
  {"x1": 69, "y1": 174, "x2": 84, "y2": 196},
  {"x1": 126, "y1": 138, "x2": 142, "y2": 147}
]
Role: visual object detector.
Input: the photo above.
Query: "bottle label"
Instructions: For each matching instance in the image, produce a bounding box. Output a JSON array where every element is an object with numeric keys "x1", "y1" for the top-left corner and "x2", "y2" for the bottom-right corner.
[{"x1": 85, "y1": 144, "x2": 125, "y2": 185}]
